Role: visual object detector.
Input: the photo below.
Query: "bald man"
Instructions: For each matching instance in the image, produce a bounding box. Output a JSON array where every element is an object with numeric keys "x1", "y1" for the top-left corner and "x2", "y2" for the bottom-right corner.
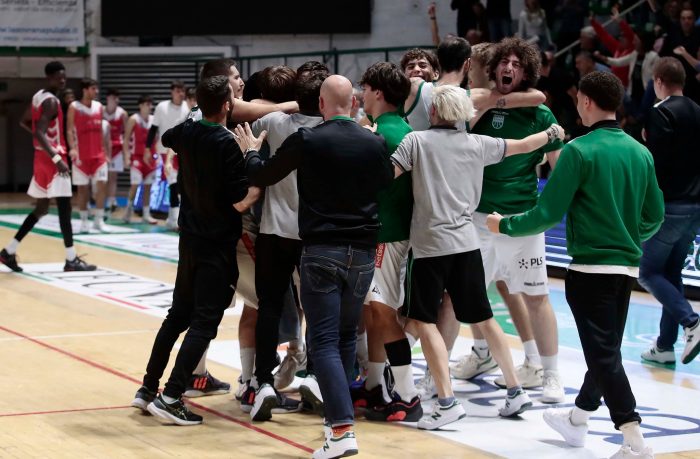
[{"x1": 234, "y1": 74, "x2": 393, "y2": 459}]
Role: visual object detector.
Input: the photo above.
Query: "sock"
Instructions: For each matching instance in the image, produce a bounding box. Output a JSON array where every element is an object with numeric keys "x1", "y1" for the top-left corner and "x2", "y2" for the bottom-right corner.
[
  {"x1": 65, "y1": 246, "x2": 77, "y2": 262},
  {"x1": 162, "y1": 394, "x2": 178, "y2": 404},
  {"x1": 507, "y1": 385, "x2": 522, "y2": 396},
  {"x1": 80, "y1": 210, "x2": 88, "y2": 223},
  {"x1": 540, "y1": 354, "x2": 558, "y2": 372},
  {"x1": 523, "y1": 340, "x2": 541, "y2": 366},
  {"x1": 391, "y1": 364, "x2": 418, "y2": 401},
  {"x1": 570, "y1": 406, "x2": 592, "y2": 426},
  {"x1": 438, "y1": 396, "x2": 455, "y2": 407},
  {"x1": 194, "y1": 348, "x2": 208, "y2": 374},
  {"x1": 365, "y1": 361, "x2": 385, "y2": 390},
  {"x1": 143, "y1": 206, "x2": 151, "y2": 219},
  {"x1": 406, "y1": 332, "x2": 418, "y2": 349},
  {"x1": 240, "y1": 347, "x2": 255, "y2": 382},
  {"x1": 331, "y1": 424, "x2": 352, "y2": 438},
  {"x1": 473, "y1": 339, "x2": 489, "y2": 359},
  {"x1": 5, "y1": 239, "x2": 19, "y2": 255},
  {"x1": 94, "y1": 208, "x2": 104, "y2": 222},
  {"x1": 620, "y1": 421, "x2": 646, "y2": 452}
]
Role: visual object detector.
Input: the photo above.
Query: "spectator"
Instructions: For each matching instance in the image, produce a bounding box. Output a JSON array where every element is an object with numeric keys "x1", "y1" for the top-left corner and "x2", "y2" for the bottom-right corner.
[
  {"x1": 591, "y1": 7, "x2": 636, "y2": 88},
  {"x1": 517, "y1": 0, "x2": 553, "y2": 49},
  {"x1": 660, "y1": 7, "x2": 700, "y2": 101}
]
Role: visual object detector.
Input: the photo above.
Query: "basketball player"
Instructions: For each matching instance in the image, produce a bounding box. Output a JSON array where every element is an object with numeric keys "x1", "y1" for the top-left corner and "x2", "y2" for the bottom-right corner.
[{"x1": 103, "y1": 88, "x2": 127, "y2": 217}]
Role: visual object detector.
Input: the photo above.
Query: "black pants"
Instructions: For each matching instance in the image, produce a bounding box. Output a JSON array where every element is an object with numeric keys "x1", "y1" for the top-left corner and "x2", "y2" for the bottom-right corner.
[
  {"x1": 566, "y1": 270, "x2": 642, "y2": 429},
  {"x1": 254, "y1": 233, "x2": 302, "y2": 386},
  {"x1": 143, "y1": 235, "x2": 238, "y2": 398}
]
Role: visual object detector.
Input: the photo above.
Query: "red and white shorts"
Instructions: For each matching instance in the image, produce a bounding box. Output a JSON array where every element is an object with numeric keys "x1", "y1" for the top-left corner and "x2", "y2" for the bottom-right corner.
[
  {"x1": 72, "y1": 157, "x2": 108, "y2": 186},
  {"x1": 130, "y1": 157, "x2": 158, "y2": 185},
  {"x1": 27, "y1": 150, "x2": 72, "y2": 199},
  {"x1": 108, "y1": 150, "x2": 124, "y2": 172}
]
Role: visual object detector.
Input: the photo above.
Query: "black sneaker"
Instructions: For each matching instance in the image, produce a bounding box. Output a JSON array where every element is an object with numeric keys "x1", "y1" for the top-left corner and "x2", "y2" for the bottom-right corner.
[
  {"x1": 0, "y1": 249, "x2": 22, "y2": 272},
  {"x1": 240, "y1": 384, "x2": 256, "y2": 413},
  {"x1": 131, "y1": 385, "x2": 157, "y2": 412},
  {"x1": 184, "y1": 371, "x2": 231, "y2": 398},
  {"x1": 350, "y1": 382, "x2": 385, "y2": 410},
  {"x1": 271, "y1": 392, "x2": 303, "y2": 414},
  {"x1": 365, "y1": 395, "x2": 423, "y2": 422},
  {"x1": 64, "y1": 255, "x2": 97, "y2": 272},
  {"x1": 146, "y1": 393, "x2": 203, "y2": 426}
]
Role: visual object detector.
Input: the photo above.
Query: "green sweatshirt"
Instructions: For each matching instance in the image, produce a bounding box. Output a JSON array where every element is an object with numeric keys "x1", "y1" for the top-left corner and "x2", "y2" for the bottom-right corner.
[{"x1": 499, "y1": 122, "x2": 665, "y2": 267}]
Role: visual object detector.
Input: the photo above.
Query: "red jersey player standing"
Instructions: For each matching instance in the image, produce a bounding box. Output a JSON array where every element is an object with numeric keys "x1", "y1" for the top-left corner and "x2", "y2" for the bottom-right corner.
[{"x1": 103, "y1": 88, "x2": 128, "y2": 218}]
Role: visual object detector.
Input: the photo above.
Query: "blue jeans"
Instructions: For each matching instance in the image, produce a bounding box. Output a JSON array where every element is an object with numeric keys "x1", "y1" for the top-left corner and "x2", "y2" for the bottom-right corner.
[
  {"x1": 639, "y1": 203, "x2": 700, "y2": 349},
  {"x1": 300, "y1": 244, "x2": 375, "y2": 426}
]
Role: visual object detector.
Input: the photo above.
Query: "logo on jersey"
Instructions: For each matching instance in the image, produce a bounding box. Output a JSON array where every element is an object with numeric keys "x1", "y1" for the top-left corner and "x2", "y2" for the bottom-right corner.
[{"x1": 492, "y1": 114, "x2": 505, "y2": 130}]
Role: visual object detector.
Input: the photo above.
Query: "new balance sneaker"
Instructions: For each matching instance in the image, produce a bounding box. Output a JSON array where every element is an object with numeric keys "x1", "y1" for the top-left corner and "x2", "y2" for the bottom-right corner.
[
  {"x1": 239, "y1": 384, "x2": 256, "y2": 413},
  {"x1": 147, "y1": 393, "x2": 203, "y2": 426},
  {"x1": 498, "y1": 388, "x2": 533, "y2": 417},
  {"x1": 184, "y1": 371, "x2": 231, "y2": 398},
  {"x1": 494, "y1": 358, "x2": 543, "y2": 389},
  {"x1": 0, "y1": 249, "x2": 22, "y2": 272},
  {"x1": 641, "y1": 345, "x2": 676, "y2": 365},
  {"x1": 300, "y1": 374, "x2": 324, "y2": 417},
  {"x1": 131, "y1": 385, "x2": 156, "y2": 412},
  {"x1": 543, "y1": 408, "x2": 588, "y2": 447},
  {"x1": 250, "y1": 383, "x2": 277, "y2": 422},
  {"x1": 415, "y1": 370, "x2": 438, "y2": 400},
  {"x1": 609, "y1": 445, "x2": 654, "y2": 459},
  {"x1": 417, "y1": 399, "x2": 466, "y2": 430},
  {"x1": 234, "y1": 376, "x2": 248, "y2": 401},
  {"x1": 365, "y1": 395, "x2": 423, "y2": 422},
  {"x1": 350, "y1": 382, "x2": 384, "y2": 410},
  {"x1": 681, "y1": 320, "x2": 700, "y2": 364},
  {"x1": 64, "y1": 255, "x2": 97, "y2": 271},
  {"x1": 450, "y1": 347, "x2": 498, "y2": 380},
  {"x1": 274, "y1": 347, "x2": 307, "y2": 390},
  {"x1": 312, "y1": 430, "x2": 358, "y2": 459},
  {"x1": 541, "y1": 370, "x2": 565, "y2": 404}
]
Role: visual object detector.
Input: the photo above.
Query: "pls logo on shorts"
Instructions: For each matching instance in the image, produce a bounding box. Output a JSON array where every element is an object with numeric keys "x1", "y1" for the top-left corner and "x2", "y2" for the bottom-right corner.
[{"x1": 518, "y1": 257, "x2": 543, "y2": 269}]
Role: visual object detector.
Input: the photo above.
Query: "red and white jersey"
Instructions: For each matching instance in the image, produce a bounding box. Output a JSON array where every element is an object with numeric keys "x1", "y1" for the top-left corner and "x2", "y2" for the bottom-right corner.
[
  {"x1": 130, "y1": 113, "x2": 154, "y2": 162},
  {"x1": 104, "y1": 106, "x2": 126, "y2": 154},
  {"x1": 72, "y1": 100, "x2": 105, "y2": 161},
  {"x1": 31, "y1": 90, "x2": 65, "y2": 154}
]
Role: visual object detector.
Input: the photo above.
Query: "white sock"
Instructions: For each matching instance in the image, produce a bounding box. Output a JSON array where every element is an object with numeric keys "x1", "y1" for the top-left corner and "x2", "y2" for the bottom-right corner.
[
  {"x1": 523, "y1": 340, "x2": 541, "y2": 366},
  {"x1": 65, "y1": 246, "x2": 77, "y2": 261},
  {"x1": 143, "y1": 206, "x2": 151, "y2": 219},
  {"x1": 391, "y1": 364, "x2": 418, "y2": 402},
  {"x1": 5, "y1": 239, "x2": 19, "y2": 255},
  {"x1": 620, "y1": 421, "x2": 646, "y2": 452},
  {"x1": 540, "y1": 354, "x2": 558, "y2": 372},
  {"x1": 240, "y1": 347, "x2": 255, "y2": 382},
  {"x1": 94, "y1": 208, "x2": 104, "y2": 221},
  {"x1": 80, "y1": 210, "x2": 88, "y2": 222},
  {"x1": 162, "y1": 394, "x2": 178, "y2": 404},
  {"x1": 194, "y1": 347, "x2": 208, "y2": 374},
  {"x1": 356, "y1": 332, "x2": 368, "y2": 369},
  {"x1": 473, "y1": 339, "x2": 489, "y2": 358},
  {"x1": 570, "y1": 406, "x2": 592, "y2": 426},
  {"x1": 406, "y1": 332, "x2": 418, "y2": 349},
  {"x1": 105, "y1": 197, "x2": 114, "y2": 208},
  {"x1": 365, "y1": 361, "x2": 385, "y2": 390}
]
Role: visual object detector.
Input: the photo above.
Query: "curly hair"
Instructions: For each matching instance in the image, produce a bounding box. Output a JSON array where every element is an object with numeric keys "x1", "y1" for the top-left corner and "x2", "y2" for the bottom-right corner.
[{"x1": 488, "y1": 37, "x2": 540, "y2": 90}]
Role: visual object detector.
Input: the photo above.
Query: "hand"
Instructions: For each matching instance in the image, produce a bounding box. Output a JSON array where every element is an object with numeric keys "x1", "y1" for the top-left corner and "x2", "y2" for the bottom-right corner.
[
  {"x1": 673, "y1": 45, "x2": 687, "y2": 56},
  {"x1": 486, "y1": 212, "x2": 504, "y2": 234},
  {"x1": 428, "y1": 2, "x2": 436, "y2": 17},
  {"x1": 56, "y1": 158, "x2": 69, "y2": 176},
  {"x1": 233, "y1": 122, "x2": 267, "y2": 156},
  {"x1": 164, "y1": 160, "x2": 173, "y2": 176},
  {"x1": 611, "y1": 4, "x2": 620, "y2": 21},
  {"x1": 69, "y1": 148, "x2": 78, "y2": 162}
]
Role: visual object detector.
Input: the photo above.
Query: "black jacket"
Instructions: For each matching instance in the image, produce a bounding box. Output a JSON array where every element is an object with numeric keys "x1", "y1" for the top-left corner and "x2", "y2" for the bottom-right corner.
[{"x1": 245, "y1": 116, "x2": 393, "y2": 248}]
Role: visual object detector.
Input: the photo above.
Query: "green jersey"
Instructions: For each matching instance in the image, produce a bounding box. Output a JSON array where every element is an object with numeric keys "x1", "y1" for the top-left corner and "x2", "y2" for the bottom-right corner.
[
  {"x1": 374, "y1": 111, "x2": 413, "y2": 242},
  {"x1": 473, "y1": 105, "x2": 563, "y2": 214}
]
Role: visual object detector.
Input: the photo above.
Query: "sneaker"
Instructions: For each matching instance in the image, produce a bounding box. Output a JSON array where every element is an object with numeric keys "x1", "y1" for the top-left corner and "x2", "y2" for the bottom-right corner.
[
  {"x1": 450, "y1": 347, "x2": 498, "y2": 380},
  {"x1": 64, "y1": 255, "x2": 97, "y2": 271},
  {"x1": 300, "y1": 374, "x2": 325, "y2": 417},
  {"x1": 131, "y1": 385, "x2": 156, "y2": 412},
  {"x1": 146, "y1": 393, "x2": 203, "y2": 426},
  {"x1": 365, "y1": 395, "x2": 423, "y2": 422},
  {"x1": 239, "y1": 384, "x2": 256, "y2": 413},
  {"x1": 417, "y1": 399, "x2": 466, "y2": 430},
  {"x1": 0, "y1": 249, "x2": 22, "y2": 272},
  {"x1": 271, "y1": 392, "x2": 303, "y2": 414},
  {"x1": 609, "y1": 445, "x2": 655, "y2": 459},
  {"x1": 250, "y1": 383, "x2": 277, "y2": 421},
  {"x1": 184, "y1": 371, "x2": 231, "y2": 398},
  {"x1": 93, "y1": 218, "x2": 109, "y2": 233},
  {"x1": 543, "y1": 408, "x2": 587, "y2": 447},
  {"x1": 165, "y1": 216, "x2": 179, "y2": 231},
  {"x1": 312, "y1": 430, "x2": 358, "y2": 459},
  {"x1": 681, "y1": 320, "x2": 700, "y2": 364},
  {"x1": 641, "y1": 345, "x2": 676, "y2": 365},
  {"x1": 494, "y1": 358, "x2": 543, "y2": 389},
  {"x1": 541, "y1": 370, "x2": 565, "y2": 404},
  {"x1": 79, "y1": 220, "x2": 90, "y2": 234},
  {"x1": 415, "y1": 370, "x2": 438, "y2": 400},
  {"x1": 234, "y1": 376, "x2": 248, "y2": 401},
  {"x1": 274, "y1": 347, "x2": 307, "y2": 390},
  {"x1": 143, "y1": 215, "x2": 158, "y2": 225},
  {"x1": 122, "y1": 207, "x2": 133, "y2": 224},
  {"x1": 498, "y1": 388, "x2": 533, "y2": 417},
  {"x1": 350, "y1": 382, "x2": 385, "y2": 409}
]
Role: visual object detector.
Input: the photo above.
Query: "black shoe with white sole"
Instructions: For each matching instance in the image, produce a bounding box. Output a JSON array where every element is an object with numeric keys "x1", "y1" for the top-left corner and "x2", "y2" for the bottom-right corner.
[
  {"x1": 131, "y1": 385, "x2": 157, "y2": 412},
  {"x1": 147, "y1": 393, "x2": 203, "y2": 426}
]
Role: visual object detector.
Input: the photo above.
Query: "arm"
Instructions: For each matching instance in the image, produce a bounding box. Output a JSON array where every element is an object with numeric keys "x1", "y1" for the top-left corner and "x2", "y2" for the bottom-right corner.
[
  {"x1": 470, "y1": 88, "x2": 547, "y2": 112},
  {"x1": 673, "y1": 46, "x2": 700, "y2": 68},
  {"x1": 36, "y1": 99, "x2": 69, "y2": 175},
  {"x1": 390, "y1": 135, "x2": 415, "y2": 179},
  {"x1": 403, "y1": 78, "x2": 425, "y2": 117},
  {"x1": 145, "y1": 124, "x2": 158, "y2": 150},
  {"x1": 103, "y1": 122, "x2": 112, "y2": 161},
  {"x1": 234, "y1": 122, "x2": 301, "y2": 186},
  {"x1": 639, "y1": 164, "x2": 665, "y2": 241},
  {"x1": 546, "y1": 149, "x2": 561, "y2": 169},
  {"x1": 591, "y1": 17, "x2": 620, "y2": 53},
  {"x1": 503, "y1": 124, "x2": 564, "y2": 156},
  {"x1": 19, "y1": 106, "x2": 32, "y2": 133},
  {"x1": 429, "y1": 2, "x2": 440, "y2": 47},
  {"x1": 66, "y1": 103, "x2": 78, "y2": 162},
  {"x1": 619, "y1": 19, "x2": 636, "y2": 51},
  {"x1": 598, "y1": 50, "x2": 636, "y2": 67},
  {"x1": 233, "y1": 186, "x2": 262, "y2": 213},
  {"x1": 231, "y1": 99, "x2": 299, "y2": 123},
  {"x1": 122, "y1": 117, "x2": 135, "y2": 167},
  {"x1": 163, "y1": 148, "x2": 175, "y2": 172}
]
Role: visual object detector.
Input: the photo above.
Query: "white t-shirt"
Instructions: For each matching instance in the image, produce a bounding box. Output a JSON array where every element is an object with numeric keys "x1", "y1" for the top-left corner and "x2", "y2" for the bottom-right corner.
[{"x1": 152, "y1": 100, "x2": 190, "y2": 152}]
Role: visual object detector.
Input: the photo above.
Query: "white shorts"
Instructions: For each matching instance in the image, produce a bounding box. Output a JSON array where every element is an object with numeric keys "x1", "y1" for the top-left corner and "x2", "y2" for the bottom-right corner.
[
  {"x1": 130, "y1": 167, "x2": 156, "y2": 185},
  {"x1": 27, "y1": 174, "x2": 72, "y2": 199},
  {"x1": 236, "y1": 226, "x2": 258, "y2": 310},
  {"x1": 365, "y1": 240, "x2": 410, "y2": 309},
  {"x1": 108, "y1": 152, "x2": 124, "y2": 172},
  {"x1": 474, "y1": 212, "x2": 549, "y2": 296},
  {"x1": 72, "y1": 162, "x2": 108, "y2": 186}
]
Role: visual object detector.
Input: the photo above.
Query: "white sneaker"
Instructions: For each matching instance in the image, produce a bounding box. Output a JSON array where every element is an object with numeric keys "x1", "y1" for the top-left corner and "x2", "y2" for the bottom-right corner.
[
  {"x1": 417, "y1": 399, "x2": 466, "y2": 430},
  {"x1": 641, "y1": 345, "x2": 676, "y2": 364},
  {"x1": 681, "y1": 320, "x2": 700, "y2": 364},
  {"x1": 165, "y1": 217, "x2": 178, "y2": 231},
  {"x1": 234, "y1": 376, "x2": 248, "y2": 401},
  {"x1": 541, "y1": 370, "x2": 565, "y2": 404},
  {"x1": 274, "y1": 347, "x2": 306, "y2": 390},
  {"x1": 250, "y1": 383, "x2": 276, "y2": 422},
  {"x1": 609, "y1": 445, "x2": 654, "y2": 459},
  {"x1": 312, "y1": 430, "x2": 358, "y2": 459},
  {"x1": 142, "y1": 215, "x2": 158, "y2": 225},
  {"x1": 450, "y1": 347, "x2": 498, "y2": 380},
  {"x1": 543, "y1": 408, "x2": 588, "y2": 447},
  {"x1": 498, "y1": 388, "x2": 532, "y2": 417},
  {"x1": 299, "y1": 374, "x2": 324, "y2": 417},
  {"x1": 92, "y1": 218, "x2": 108, "y2": 233},
  {"x1": 79, "y1": 220, "x2": 90, "y2": 234},
  {"x1": 415, "y1": 370, "x2": 438, "y2": 400},
  {"x1": 494, "y1": 358, "x2": 543, "y2": 389}
]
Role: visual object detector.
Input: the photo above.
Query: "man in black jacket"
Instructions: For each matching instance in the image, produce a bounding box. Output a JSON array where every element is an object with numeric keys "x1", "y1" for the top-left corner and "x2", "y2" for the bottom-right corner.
[
  {"x1": 131, "y1": 76, "x2": 252, "y2": 425},
  {"x1": 234, "y1": 74, "x2": 393, "y2": 459},
  {"x1": 640, "y1": 57, "x2": 700, "y2": 367}
]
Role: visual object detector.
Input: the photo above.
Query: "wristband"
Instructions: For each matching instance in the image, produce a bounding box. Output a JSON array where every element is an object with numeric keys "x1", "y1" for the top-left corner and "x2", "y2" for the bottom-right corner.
[
  {"x1": 51, "y1": 154, "x2": 62, "y2": 164},
  {"x1": 245, "y1": 147, "x2": 258, "y2": 155},
  {"x1": 546, "y1": 126, "x2": 559, "y2": 144}
]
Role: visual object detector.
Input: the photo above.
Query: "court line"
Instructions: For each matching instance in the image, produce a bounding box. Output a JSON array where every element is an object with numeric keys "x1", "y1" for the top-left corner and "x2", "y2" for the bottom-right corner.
[
  {"x1": 0, "y1": 328, "x2": 158, "y2": 343},
  {"x1": 0, "y1": 406, "x2": 131, "y2": 417},
  {"x1": 0, "y1": 324, "x2": 313, "y2": 454}
]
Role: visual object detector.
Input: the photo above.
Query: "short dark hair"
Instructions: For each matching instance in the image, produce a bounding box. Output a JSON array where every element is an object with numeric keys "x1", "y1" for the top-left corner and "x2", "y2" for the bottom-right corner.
[
  {"x1": 295, "y1": 72, "x2": 326, "y2": 113},
  {"x1": 400, "y1": 48, "x2": 440, "y2": 74},
  {"x1": 201, "y1": 58, "x2": 236, "y2": 80},
  {"x1": 259, "y1": 65, "x2": 297, "y2": 103},
  {"x1": 170, "y1": 80, "x2": 186, "y2": 90},
  {"x1": 196, "y1": 75, "x2": 231, "y2": 117},
  {"x1": 437, "y1": 36, "x2": 471, "y2": 73},
  {"x1": 297, "y1": 61, "x2": 329, "y2": 78},
  {"x1": 45, "y1": 61, "x2": 65, "y2": 76},
  {"x1": 359, "y1": 62, "x2": 411, "y2": 108},
  {"x1": 80, "y1": 78, "x2": 97, "y2": 90},
  {"x1": 578, "y1": 71, "x2": 624, "y2": 112},
  {"x1": 653, "y1": 57, "x2": 686, "y2": 88},
  {"x1": 137, "y1": 94, "x2": 153, "y2": 105},
  {"x1": 488, "y1": 37, "x2": 541, "y2": 90},
  {"x1": 186, "y1": 87, "x2": 197, "y2": 99},
  {"x1": 106, "y1": 88, "x2": 120, "y2": 97}
]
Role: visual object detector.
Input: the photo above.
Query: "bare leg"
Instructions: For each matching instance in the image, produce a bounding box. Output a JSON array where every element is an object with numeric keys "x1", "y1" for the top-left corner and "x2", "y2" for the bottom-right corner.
[
  {"x1": 437, "y1": 293, "x2": 460, "y2": 359},
  {"x1": 411, "y1": 319, "x2": 452, "y2": 398},
  {"x1": 476, "y1": 318, "x2": 519, "y2": 389},
  {"x1": 523, "y1": 294, "x2": 558, "y2": 357}
]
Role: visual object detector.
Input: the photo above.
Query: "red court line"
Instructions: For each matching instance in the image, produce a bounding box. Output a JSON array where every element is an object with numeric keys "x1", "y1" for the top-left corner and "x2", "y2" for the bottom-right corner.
[
  {"x1": 0, "y1": 324, "x2": 313, "y2": 454},
  {"x1": 96, "y1": 293, "x2": 149, "y2": 310},
  {"x1": 0, "y1": 405, "x2": 131, "y2": 418}
]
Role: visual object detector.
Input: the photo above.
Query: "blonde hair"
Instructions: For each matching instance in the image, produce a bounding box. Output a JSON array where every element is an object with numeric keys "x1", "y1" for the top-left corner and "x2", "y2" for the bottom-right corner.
[{"x1": 432, "y1": 85, "x2": 475, "y2": 123}]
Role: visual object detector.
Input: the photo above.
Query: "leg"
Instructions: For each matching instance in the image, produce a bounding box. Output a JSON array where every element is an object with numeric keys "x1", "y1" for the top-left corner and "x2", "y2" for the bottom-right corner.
[
  {"x1": 413, "y1": 320, "x2": 452, "y2": 398},
  {"x1": 437, "y1": 293, "x2": 460, "y2": 359},
  {"x1": 498, "y1": 282, "x2": 536, "y2": 348}
]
